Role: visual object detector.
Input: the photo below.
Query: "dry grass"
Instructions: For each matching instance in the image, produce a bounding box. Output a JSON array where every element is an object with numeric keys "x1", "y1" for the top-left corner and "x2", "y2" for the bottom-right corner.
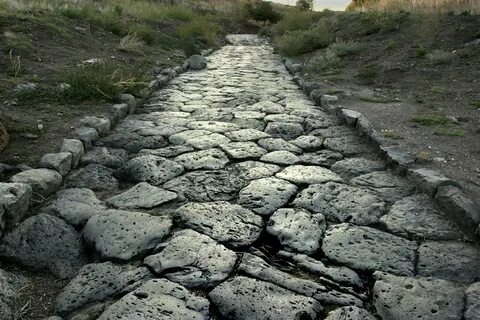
[
  {"x1": 348, "y1": 0, "x2": 480, "y2": 14},
  {"x1": 118, "y1": 33, "x2": 145, "y2": 54}
]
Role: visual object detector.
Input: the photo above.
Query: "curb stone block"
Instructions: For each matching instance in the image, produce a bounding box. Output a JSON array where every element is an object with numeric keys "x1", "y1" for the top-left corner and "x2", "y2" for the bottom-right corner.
[
  {"x1": 60, "y1": 139, "x2": 84, "y2": 169},
  {"x1": 40, "y1": 152, "x2": 72, "y2": 177},
  {"x1": 356, "y1": 115, "x2": 375, "y2": 137},
  {"x1": 73, "y1": 127, "x2": 98, "y2": 150},
  {"x1": 341, "y1": 109, "x2": 362, "y2": 126},
  {"x1": 310, "y1": 89, "x2": 323, "y2": 105},
  {"x1": 110, "y1": 103, "x2": 129, "y2": 126},
  {"x1": 302, "y1": 81, "x2": 320, "y2": 95},
  {"x1": 79, "y1": 116, "x2": 111, "y2": 136},
  {"x1": 119, "y1": 93, "x2": 137, "y2": 114},
  {"x1": 11, "y1": 168, "x2": 62, "y2": 197},
  {"x1": 0, "y1": 182, "x2": 32, "y2": 228},
  {"x1": 435, "y1": 185, "x2": 480, "y2": 233},
  {"x1": 408, "y1": 168, "x2": 461, "y2": 197},
  {"x1": 379, "y1": 145, "x2": 415, "y2": 175}
]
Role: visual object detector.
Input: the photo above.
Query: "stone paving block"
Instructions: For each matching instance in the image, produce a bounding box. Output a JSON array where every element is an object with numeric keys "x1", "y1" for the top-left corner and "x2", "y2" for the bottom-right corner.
[
  {"x1": 408, "y1": 168, "x2": 461, "y2": 197},
  {"x1": 60, "y1": 139, "x2": 84, "y2": 169},
  {"x1": 40, "y1": 152, "x2": 72, "y2": 176},
  {"x1": 11, "y1": 168, "x2": 62, "y2": 197},
  {"x1": 0, "y1": 182, "x2": 32, "y2": 228}
]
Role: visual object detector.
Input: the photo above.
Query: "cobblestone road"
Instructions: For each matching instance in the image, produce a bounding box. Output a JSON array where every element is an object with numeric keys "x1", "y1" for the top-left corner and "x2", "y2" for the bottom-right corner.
[{"x1": 1, "y1": 35, "x2": 480, "y2": 320}]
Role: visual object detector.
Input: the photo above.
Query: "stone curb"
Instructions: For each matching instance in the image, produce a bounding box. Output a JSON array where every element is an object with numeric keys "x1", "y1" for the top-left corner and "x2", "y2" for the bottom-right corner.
[
  {"x1": 283, "y1": 58, "x2": 480, "y2": 238},
  {"x1": 0, "y1": 53, "x2": 209, "y2": 239}
]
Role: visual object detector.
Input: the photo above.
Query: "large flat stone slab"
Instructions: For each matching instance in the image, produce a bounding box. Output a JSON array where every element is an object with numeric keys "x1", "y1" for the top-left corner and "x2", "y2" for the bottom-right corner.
[
  {"x1": 258, "y1": 137, "x2": 302, "y2": 153},
  {"x1": 164, "y1": 170, "x2": 245, "y2": 201},
  {"x1": 293, "y1": 182, "x2": 386, "y2": 225},
  {"x1": 380, "y1": 194, "x2": 462, "y2": 240},
  {"x1": 373, "y1": 271, "x2": 465, "y2": 320},
  {"x1": 115, "y1": 155, "x2": 184, "y2": 185},
  {"x1": 144, "y1": 229, "x2": 237, "y2": 289},
  {"x1": 43, "y1": 188, "x2": 106, "y2": 227},
  {"x1": 330, "y1": 157, "x2": 385, "y2": 181},
  {"x1": 322, "y1": 224, "x2": 416, "y2": 276},
  {"x1": 209, "y1": 276, "x2": 322, "y2": 320},
  {"x1": 55, "y1": 262, "x2": 152, "y2": 316},
  {"x1": 229, "y1": 161, "x2": 281, "y2": 180},
  {"x1": 325, "y1": 306, "x2": 376, "y2": 320},
  {"x1": 175, "y1": 202, "x2": 264, "y2": 247},
  {"x1": 106, "y1": 182, "x2": 177, "y2": 209},
  {"x1": 98, "y1": 279, "x2": 210, "y2": 320},
  {"x1": 11, "y1": 168, "x2": 62, "y2": 197},
  {"x1": 66, "y1": 164, "x2": 118, "y2": 191},
  {"x1": 174, "y1": 148, "x2": 229, "y2": 170},
  {"x1": 264, "y1": 121, "x2": 304, "y2": 139},
  {"x1": 80, "y1": 147, "x2": 128, "y2": 169},
  {"x1": 276, "y1": 165, "x2": 343, "y2": 185},
  {"x1": 84, "y1": 210, "x2": 172, "y2": 261},
  {"x1": 0, "y1": 214, "x2": 86, "y2": 278},
  {"x1": 220, "y1": 142, "x2": 267, "y2": 159},
  {"x1": 417, "y1": 241, "x2": 480, "y2": 283},
  {"x1": 267, "y1": 208, "x2": 326, "y2": 254},
  {"x1": 351, "y1": 171, "x2": 415, "y2": 202},
  {"x1": 238, "y1": 177, "x2": 298, "y2": 216}
]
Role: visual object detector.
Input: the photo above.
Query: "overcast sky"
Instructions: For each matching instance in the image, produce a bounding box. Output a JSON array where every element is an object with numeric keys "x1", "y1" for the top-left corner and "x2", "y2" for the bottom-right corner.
[{"x1": 270, "y1": 0, "x2": 349, "y2": 10}]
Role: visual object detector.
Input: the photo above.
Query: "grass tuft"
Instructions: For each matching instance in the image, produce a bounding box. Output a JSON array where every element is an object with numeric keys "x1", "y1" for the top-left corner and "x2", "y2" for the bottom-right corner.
[
  {"x1": 306, "y1": 49, "x2": 341, "y2": 73},
  {"x1": 329, "y1": 39, "x2": 365, "y2": 57},
  {"x1": 426, "y1": 49, "x2": 456, "y2": 65},
  {"x1": 410, "y1": 115, "x2": 450, "y2": 126},
  {"x1": 433, "y1": 128, "x2": 466, "y2": 137},
  {"x1": 118, "y1": 33, "x2": 145, "y2": 54}
]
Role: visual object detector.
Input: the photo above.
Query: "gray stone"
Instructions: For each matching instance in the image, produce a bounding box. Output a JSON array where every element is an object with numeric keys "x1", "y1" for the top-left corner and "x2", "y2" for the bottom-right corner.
[
  {"x1": 106, "y1": 182, "x2": 177, "y2": 209},
  {"x1": 14, "y1": 82, "x2": 37, "y2": 92},
  {"x1": 239, "y1": 253, "x2": 363, "y2": 307},
  {"x1": 380, "y1": 145, "x2": 416, "y2": 170},
  {"x1": 55, "y1": 262, "x2": 152, "y2": 316},
  {"x1": 137, "y1": 125, "x2": 187, "y2": 137},
  {"x1": 350, "y1": 171, "x2": 415, "y2": 202},
  {"x1": 291, "y1": 135, "x2": 324, "y2": 151},
  {"x1": 209, "y1": 276, "x2": 322, "y2": 320},
  {"x1": 220, "y1": 142, "x2": 267, "y2": 159},
  {"x1": 322, "y1": 224, "x2": 416, "y2": 276},
  {"x1": 229, "y1": 161, "x2": 281, "y2": 180},
  {"x1": 110, "y1": 103, "x2": 129, "y2": 124},
  {"x1": 299, "y1": 150, "x2": 344, "y2": 167},
  {"x1": 260, "y1": 151, "x2": 300, "y2": 165},
  {"x1": 174, "y1": 149, "x2": 229, "y2": 170},
  {"x1": 264, "y1": 121, "x2": 304, "y2": 139},
  {"x1": 325, "y1": 306, "x2": 376, "y2": 320},
  {"x1": 466, "y1": 282, "x2": 480, "y2": 320},
  {"x1": 341, "y1": 109, "x2": 362, "y2": 126},
  {"x1": 276, "y1": 165, "x2": 343, "y2": 185},
  {"x1": 408, "y1": 168, "x2": 460, "y2": 197},
  {"x1": 0, "y1": 268, "x2": 27, "y2": 320},
  {"x1": 73, "y1": 127, "x2": 98, "y2": 149},
  {"x1": 435, "y1": 185, "x2": 480, "y2": 233},
  {"x1": 40, "y1": 152, "x2": 72, "y2": 176},
  {"x1": 238, "y1": 177, "x2": 298, "y2": 216},
  {"x1": 176, "y1": 202, "x2": 263, "y2": 247},
  {"x1": 0, "y1": 182, "x2": 31, "y2": 228},
  {"x1": 373, "y1": 271, "x2": 465, "y2": 320},
  {"x1": 264, "y1": 113, "x2": 304, "y2": 123},
  {"x1": 186, "y1": 132, "x2": 231, "y2": 149},
  {"x1": 164, "y1": 170, "x2": 245, "y2": 201},
  {"x1": 310, "y1": 126, "x2": 354, "y2": 138},
  {"x1": 66, "y1": 164, "x2": 118, "y2": 191},
  {"x1": 417, "y1": 241, "x2": 480, "y2": 283},
  {"x1": 79, "y1": 116, "x2": 111, "y2": 136},
  {"x1": 169, "y1": 130, "x2": 211, "y2": 145},
  {"x1": 0, "y1": 214, "x2": 86, "y2": 278},
  {"x1": 267, "y1": 208, "x2": 325, "y2": 254},
  {"x1": 330, "y1": 157, "x2": 385, "y2": 181},
  {"x1": 380, "y1": 194, "x2": 462, "y2": 240},
  {"x1": 99, "y1": 132, "x2": 167, "y2": 153},
  {"x1": 188, "y1": 55, "x2": 207, "y2": 70},
  {"x1": 43, "y1": 188, "x2": 106, "y2": 227},
  {"x1": 324, "y1": 136, "x2": 368, "y2": 156},
  {"x1": 60, "y1": 139, "x2": 84, "y2": 168},
  {"x1": 247, "y1": 100, "x2": 284, "y2": 114},
  {"x1": 11, "y1": 168, "x2": 62, "y2": 197},
  {"x1": 138, "y1": 145, "x2": 195, "y2": 158},
  {"x1": 80, "y1": 147, "x2": 128, "y2": 169},
  {"x1": 98, "y1": 279, "x2": 210, "y2": 320},
  {"x1": 277, "y1": 251, "x2": 362, "y2": 288},
  {"x1": 304, "y1": 117, "x2": 342, "y2": 132},
  {"x1": 293, "y1": 182, "x2": 385, "y2": 225},
  {"x1": 115, "y1": 155, "x2": 184, "y2": 186},
  {"x1": 225, "y1": 128, "x2": 270, "y2": 141},
  {"x1": 83, "y1": 210, "x2": 172, "y2": 261},
  {"x1": 187, "y1": 120, "x2": 240, "y2": 133},
  {"x1": 257, "y1": 138, "x2": 302, "y2": 153},
  {"x1": 144, "y1": 229, "x2": 237, "y2": 289}
]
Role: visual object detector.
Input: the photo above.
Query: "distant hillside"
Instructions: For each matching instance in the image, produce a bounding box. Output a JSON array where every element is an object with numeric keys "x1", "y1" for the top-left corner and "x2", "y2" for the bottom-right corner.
[{"x1": 347, "y1": 0, "x2": 479, "y2": 13}]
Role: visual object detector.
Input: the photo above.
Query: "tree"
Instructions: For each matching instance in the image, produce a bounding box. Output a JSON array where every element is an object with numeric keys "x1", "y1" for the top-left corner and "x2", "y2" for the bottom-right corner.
[
  {"x1": 296, "y1": 0, "x2": 314, "y2": 11},
  {"x1": 245, "y1": 1, "x2": 282, "y2": 25}
]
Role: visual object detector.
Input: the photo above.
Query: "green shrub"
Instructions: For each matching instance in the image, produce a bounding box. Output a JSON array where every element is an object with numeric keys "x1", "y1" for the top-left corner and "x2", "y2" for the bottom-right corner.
[
  {"x1": 275, "y1": 18, "x2": 333, "y2": 56},
  {"x1": 245, "y1": 1, "x2": 281, "y2": 24},
  {"x1": 427, "y1": 49, "x2": 456, "y2": 65},
  {"x1": 360, "y1": 11, "x2": 406, "y2": 35},
  {"x1": 278, "y1": 10, "x2": 315, "y2": 33},
  {"x1": 410, "y1": 115, "x2": 450, "y2": 126},
  {"x1": 296, "y1": 0, "x2": 314, "y2": 11},
  {"x1": 118, "y1": 33, "x2": 145, "y2": 54},
  {"x1": 356, "y1": 63, "x2": 379, "y2": 84},
  {"x1": 176, "y1": 19, "x2": 220, "y2": 47},
  {"x1": 330, "y1": 39, "x2": 365, "y2": 57},
  {"x1": 131, "y1": 24, "x2": 155, "y2": 45},
  {"x1": 306, "y1": 49, "x2": 341, "y2": 73},
  {"x1": 415, "y1": 46, "x2": 428, "y2": 58},
  {"x1": 433, "y1": 128, "x2": 465, "y2": 137}
]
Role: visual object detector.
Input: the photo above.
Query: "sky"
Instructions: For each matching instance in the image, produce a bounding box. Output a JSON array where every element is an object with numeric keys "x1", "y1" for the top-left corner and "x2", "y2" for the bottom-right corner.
[{"x1": 269, "y1": 0, "x2": 350, "y2": 10}]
